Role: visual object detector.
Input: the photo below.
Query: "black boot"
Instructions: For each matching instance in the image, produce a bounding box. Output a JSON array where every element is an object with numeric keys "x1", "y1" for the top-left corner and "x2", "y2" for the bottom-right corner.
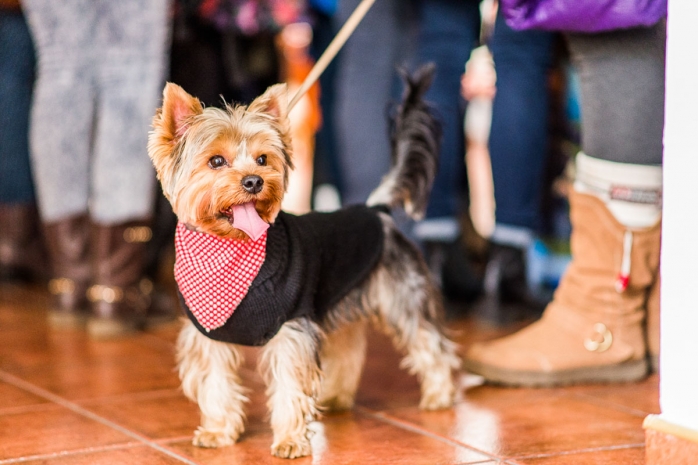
[
  {"x1": 477, "y1": 243, "x2": 550, "y2": 326},
  {"x1": 0, "y1": 203, "x2": 46, "y2": 282}
]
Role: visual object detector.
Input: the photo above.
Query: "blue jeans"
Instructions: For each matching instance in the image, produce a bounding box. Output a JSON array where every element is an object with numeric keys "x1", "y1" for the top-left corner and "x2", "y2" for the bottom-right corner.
[
  {"x1": 0, "y1": 10, "x2": 36, "y2": 204},
  {"x1": 488, "y1": 11, "x2": 554, "y2": 232},
  {"x1": 417, "y1": 0, "x2": 481, "y2": 221},
  {"x1": 334, "y1": 0, "x2": 412, "y2": 206}
]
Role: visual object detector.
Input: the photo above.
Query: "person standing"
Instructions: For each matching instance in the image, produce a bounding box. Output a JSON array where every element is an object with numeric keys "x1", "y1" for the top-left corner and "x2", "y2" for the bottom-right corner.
[
  {"x1": 22, "y1": 0, "x2": 170, "y2": 338},
  {"x1": 465, "y1": 1, "x2": 666, "y2": 384}
]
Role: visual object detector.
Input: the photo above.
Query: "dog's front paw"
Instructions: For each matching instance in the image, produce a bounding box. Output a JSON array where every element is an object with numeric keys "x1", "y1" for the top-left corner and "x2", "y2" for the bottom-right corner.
[
  {"x1": 419, "y1": 385, "x2": 455, "y2": 411},
  {"x1": 193, "y1": 427, "x2": 239, "y2": 448},
  {"x1": 271, "y1": 437, "x2": 312, "y2": 459}
]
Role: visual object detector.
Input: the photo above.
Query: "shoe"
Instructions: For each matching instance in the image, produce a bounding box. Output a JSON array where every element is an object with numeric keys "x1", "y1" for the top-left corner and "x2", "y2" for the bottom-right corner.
[
  {"x1": 463, "y1": 191, "x2": 660, "y2": 386},
  {"x1": 475, "y1": 243, "x2": 549, "y2": 326},
  {"x1": 440, "y1": 237, "x2": 486, "y2": 305},
  {"x1": 86, "y1": 221, "x2": 153, "y2": 339},
  {"x1": 0, "y1": 203, "x2": 44, "y2": 282},
  {"x1": 43, "y1": 215, "x2": 91, "y2": 327}
]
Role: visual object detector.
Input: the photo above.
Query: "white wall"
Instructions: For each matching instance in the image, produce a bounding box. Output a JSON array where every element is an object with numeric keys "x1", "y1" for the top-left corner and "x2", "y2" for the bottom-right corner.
[{"x1": 659, "y1": 0, "x2": 698, "y2": 432}]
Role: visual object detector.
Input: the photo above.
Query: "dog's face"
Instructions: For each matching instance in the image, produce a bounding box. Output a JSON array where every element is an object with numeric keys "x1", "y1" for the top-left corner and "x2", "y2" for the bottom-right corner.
[{"x1": 148, "y1": 83, "x2": 293, "y2": 240}]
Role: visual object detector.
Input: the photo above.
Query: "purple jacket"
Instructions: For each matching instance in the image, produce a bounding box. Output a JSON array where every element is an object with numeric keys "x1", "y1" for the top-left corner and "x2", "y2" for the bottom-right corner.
[{"x1": 499, "y1": 0, "x2": 667, "y2": 32}]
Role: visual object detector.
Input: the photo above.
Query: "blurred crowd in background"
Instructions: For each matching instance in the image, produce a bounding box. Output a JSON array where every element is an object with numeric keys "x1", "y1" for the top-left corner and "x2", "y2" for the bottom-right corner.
[{"x1": 0, "y1": 0, "x2": 666, "y2": 384}]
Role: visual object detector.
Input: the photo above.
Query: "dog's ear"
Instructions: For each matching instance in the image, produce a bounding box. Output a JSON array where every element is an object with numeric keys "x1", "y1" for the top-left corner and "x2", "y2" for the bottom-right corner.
[
  {"x1": 247, "y1": 83, "x2": 294, "y2": 189},
  {"x1": 155, "y1": 82, "x2": 204, "y2": 144},
  {"x1": 149, "y1": 83, "x2": 203, "y2": 200},
  {"x1": 248, "y1": 83, "x2": 288, "y2": 121}
]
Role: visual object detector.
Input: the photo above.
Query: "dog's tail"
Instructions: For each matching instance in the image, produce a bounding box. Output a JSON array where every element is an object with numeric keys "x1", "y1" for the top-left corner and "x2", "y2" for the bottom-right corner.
[{"x1": 367, "y1": 64, "x2": 441, "y2": 220}]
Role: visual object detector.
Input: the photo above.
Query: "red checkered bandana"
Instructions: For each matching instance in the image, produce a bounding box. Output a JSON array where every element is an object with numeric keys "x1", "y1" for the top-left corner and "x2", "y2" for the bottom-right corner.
[{"x1": 174, "y1": 222, "x2": 267, "y2": 331}]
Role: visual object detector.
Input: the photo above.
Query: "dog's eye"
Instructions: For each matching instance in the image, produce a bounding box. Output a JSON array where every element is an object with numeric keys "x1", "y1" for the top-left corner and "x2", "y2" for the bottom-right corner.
[
  {"x1": 256, "y1": 154, "x2": 267, "y2": 166},
  {"x1": 208, "y1": 155, "x2": 227, "y2": 169}
]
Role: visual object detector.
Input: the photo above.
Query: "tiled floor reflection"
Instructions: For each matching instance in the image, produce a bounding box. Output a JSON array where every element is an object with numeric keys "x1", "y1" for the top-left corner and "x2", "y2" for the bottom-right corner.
[{"x1": 0, "y1": 282, "x2": 657, "y2": 464}]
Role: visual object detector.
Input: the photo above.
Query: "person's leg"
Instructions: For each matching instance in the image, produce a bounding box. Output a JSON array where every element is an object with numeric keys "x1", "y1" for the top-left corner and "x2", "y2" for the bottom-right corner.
[
  {"x1": 310, "y1": 6, "x2": 343, "y2": 208},
  {"x1": 567, "y1": 24, "x2": 665, "y2": 370},
  {"x1": 0, "y1": 10, "x2": 35, "y2": 205},
  {"x1": 0, "y1": 9, "x2": 40, "y2": 279},
  {"x1": 571, "y1": 27, "x2": 665, "y2": 166},
  {"x1": 414, "y1": 0, "x2": 481, "y2": 240},
  {"x1": 22, "y1": 0, "x2": 95, "y2": 222},
  {"x1": 408, "y1": 0, "x2": 481, "y2": 299},
  {"x1": 488, "y1": 10, "x2": 554, "y2": 242},
  {"x1": 334, "y1": 0, "x2": 410, "y2": 206},
  {"x1": 22, "y1": 0, "x2": 96, "y2": 323},
  {"x1": 86, "y1": 0, "x2": 169, "y2": 338},
  {"x1": 465, "y1": 22, "x2": 665, "y2": 385}
]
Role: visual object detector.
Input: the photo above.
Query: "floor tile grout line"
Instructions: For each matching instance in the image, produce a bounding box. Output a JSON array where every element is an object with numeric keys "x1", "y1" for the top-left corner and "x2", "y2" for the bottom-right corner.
[
  {"x1": 452, "y1": 460, "x2": 504, "y2": 465},
  {"x1": 0, "y1": 370, "x2": 200, "y2": 465},
  {"x1": 358, "y1": 405, "x2": 647, "y2": 463},
  {"x1": 155, "y1": 436, "x2": 197, "y2": 445},
  {"x1": 355, "y1": 406, "x2": 502, "y2": 461},
  {"x1": 0, "y1": 402, "x2": 63, "y2": 417},
  {"x1": 75, "y1": 388, "x2": 184, "y2": 406},
  {"x1": 566, "y1": 390, "x2": 654, "y2": 418},
  {"x1": 508, "y1": 442, "x2": 645, "y2": 460},
  {"x1": 0, "y1": 441, "x2": 143, "y2": 464}
]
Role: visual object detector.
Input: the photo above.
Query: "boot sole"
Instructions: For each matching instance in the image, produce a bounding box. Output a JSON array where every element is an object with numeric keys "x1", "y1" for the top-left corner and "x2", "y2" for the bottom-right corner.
[{"x1": 463, "y1": 358, "x2": 648, "y2": 387}]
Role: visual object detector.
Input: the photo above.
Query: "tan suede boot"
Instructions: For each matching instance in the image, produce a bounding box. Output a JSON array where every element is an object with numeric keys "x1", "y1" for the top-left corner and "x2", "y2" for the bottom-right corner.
[{"x1": 464, "y1": 191, "x2": 661, "y2": 386}]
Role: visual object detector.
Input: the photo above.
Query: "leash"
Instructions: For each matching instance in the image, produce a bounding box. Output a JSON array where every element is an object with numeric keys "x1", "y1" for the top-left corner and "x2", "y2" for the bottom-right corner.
[{"x1": 287, "y1": 0, "x2": 377, "y2": 111}]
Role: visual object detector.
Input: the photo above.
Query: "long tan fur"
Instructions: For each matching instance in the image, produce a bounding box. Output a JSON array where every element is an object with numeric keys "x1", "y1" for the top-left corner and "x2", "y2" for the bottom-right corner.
[{"x1": 149, "y1": 67, "x2": 458, "y2": 459}]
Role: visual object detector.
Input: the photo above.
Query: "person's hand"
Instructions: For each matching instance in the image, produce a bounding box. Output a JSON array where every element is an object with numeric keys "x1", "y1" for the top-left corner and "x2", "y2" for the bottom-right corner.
[{"x1": 461, "y1": 66, "x2": 496, "y2": 100}]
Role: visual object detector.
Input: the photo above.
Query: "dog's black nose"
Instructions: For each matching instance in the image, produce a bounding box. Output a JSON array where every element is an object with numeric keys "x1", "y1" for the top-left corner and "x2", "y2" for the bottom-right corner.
[{"x1": 241, "y1": 175, "x2": 264, "y2": 194}]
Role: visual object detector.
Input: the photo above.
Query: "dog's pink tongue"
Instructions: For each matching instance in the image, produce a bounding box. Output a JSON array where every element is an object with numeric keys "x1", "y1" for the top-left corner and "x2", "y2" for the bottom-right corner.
[{"x1": 232, "y1": 202, "x2": 269, "y2": 241}]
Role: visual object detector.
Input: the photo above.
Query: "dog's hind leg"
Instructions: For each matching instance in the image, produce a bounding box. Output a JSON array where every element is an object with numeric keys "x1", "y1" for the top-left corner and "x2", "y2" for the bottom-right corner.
[
  {"x1": 176, "y1": 319, "x2": 248, "y2": 448},
  {"x1": 260, "y1": 318, "x2": 322, "y2": 459},
  {"x1": 372, "y1": 262, "x2": 460, "y2": 410},
  {"x1": 318, "y1": 320, "x2": 367, "y2": 411}
]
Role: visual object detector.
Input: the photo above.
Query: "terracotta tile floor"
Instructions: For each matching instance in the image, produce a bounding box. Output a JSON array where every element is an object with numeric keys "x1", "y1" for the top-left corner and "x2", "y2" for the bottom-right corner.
[{"x1": 0, "y1": 282, "x2": 657, "y2": 464}]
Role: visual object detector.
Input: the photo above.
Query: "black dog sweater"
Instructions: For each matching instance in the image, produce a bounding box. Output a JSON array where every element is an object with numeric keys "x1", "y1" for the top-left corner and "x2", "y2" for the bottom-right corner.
[{"x1": 176, "y1": 205, "x2": 385, "y2": 346}]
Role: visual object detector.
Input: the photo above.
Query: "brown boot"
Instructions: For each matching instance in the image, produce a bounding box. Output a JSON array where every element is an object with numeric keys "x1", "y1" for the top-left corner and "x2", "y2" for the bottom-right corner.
[
  {"x1": 86, "y1": 221, "x2": 153, "y2": 339},
  {"x1": 0, "y1": 203, "x2": 45, "y2": 282},
  {"x1": 44, "y1": 215, "x2": 91, "y2": 327},
  {"x1": 464, "y1": 191, "x2": 661, "y2": 386}
]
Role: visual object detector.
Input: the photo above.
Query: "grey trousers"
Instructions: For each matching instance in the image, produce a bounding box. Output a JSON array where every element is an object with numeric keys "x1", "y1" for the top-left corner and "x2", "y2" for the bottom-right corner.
[
  {"x1": 23, "y1": 0, "x2": 169, "y2": 224},
  {"x1": 566, "y1": 21, "x2": 666, "y2": 166}
]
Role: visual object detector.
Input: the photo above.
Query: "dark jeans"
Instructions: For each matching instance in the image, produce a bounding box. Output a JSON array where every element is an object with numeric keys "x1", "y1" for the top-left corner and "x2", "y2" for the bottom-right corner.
[
  {"x1": 0, "y1": 10, "x2": 36, "y2": 204},
  {"x1": 488, "y1": 11, "x2": 554, "y2": 231},
  {"x1": 334, "y1": 0, "x2": 411, "y2": 206},
  {"x1": 417, "y1": 0, "x2": 481, "y2": 219}
]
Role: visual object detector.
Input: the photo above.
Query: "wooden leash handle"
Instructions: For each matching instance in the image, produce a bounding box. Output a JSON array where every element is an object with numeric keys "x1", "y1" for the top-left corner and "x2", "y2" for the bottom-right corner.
[{"x1": 287, "y1": 0, "x2": 377, "y2": 112}]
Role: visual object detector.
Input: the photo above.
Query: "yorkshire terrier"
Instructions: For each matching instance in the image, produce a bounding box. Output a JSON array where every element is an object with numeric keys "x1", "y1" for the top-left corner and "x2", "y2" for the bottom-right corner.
[{"x1": 148, "y1": 65, "x2": 459, "y2": 459}]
